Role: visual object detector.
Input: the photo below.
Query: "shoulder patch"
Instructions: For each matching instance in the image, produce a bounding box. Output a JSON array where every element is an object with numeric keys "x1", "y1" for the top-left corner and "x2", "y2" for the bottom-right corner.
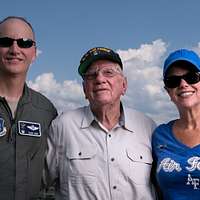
[{"x1": 0, "y1": 118, "x2": 6, "y2": 137}]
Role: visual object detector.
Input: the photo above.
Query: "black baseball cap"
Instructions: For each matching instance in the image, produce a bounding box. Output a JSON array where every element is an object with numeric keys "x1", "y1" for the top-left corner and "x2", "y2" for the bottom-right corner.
[{"x1": 78, "y1": 47, "x2": 123, "y2": 76}]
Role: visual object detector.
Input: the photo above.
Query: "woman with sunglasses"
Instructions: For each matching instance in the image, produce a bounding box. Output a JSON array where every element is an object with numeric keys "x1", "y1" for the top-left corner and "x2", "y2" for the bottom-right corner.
[{"x1": 152, "y1": 49, "x2": 200, "y2": 200}]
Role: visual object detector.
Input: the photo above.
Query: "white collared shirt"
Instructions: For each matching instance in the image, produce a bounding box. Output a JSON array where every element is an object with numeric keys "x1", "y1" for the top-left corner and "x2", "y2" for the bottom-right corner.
[{"x1": 46, "y1": 105, "x2": 156, "y2": 200}]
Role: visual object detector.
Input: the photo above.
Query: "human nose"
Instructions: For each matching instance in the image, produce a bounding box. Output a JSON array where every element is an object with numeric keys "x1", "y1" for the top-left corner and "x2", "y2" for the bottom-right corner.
[
  {"x1": 179, "y1": 78, "x2": 189, "y2": 87},
  {"x1": 95, "y1": 70, "x2": 106, "y2": 82},
  {"x1": 8, "y1": 41, "x2": 20, "y2": 53}
]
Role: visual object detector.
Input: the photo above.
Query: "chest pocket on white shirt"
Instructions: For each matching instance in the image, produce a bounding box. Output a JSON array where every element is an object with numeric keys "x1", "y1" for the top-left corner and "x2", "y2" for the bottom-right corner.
[
  {"x1": 66, "y1": 145, "x2": 98, "y2": 185},
  {"x1": 126, "y1": 145, "x2": 153, "y2": 185}
]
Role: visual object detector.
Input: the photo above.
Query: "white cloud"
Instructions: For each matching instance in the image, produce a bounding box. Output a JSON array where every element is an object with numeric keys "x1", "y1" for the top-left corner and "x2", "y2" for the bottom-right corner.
[
  {"x1": 192, "y1": 43, "x2": 200, "y2": 56},
  {"x1": 117, "y1": 39, "x2": 177, "y2": 123},
  {"x1": 28, "y1": 73, "x2": 86, "y2": 113},
  {"x1": 28, "y1": 39, "x2": 200, "y2": 124}
]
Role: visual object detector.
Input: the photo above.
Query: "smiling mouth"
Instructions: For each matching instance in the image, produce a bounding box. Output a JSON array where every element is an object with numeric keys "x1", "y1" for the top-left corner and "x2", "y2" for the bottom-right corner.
[
  {"x1": 5, "y1": 57, "x2": 23, "y2": 64},
  {"x1": 178, "y1": 91, "x2": 194, "y2": 97},
  {"x1": 7, "y1": 57, "x2": 22, "y2": 61}
]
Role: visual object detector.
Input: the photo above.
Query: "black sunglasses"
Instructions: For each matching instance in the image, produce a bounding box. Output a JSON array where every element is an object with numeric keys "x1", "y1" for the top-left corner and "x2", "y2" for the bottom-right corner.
[
  {"x1": 164, "y1": 72, "x2": 200, "y2": 88},
  {"x1": 0, "y1": 37, "x2": 35, "y2": 48}
]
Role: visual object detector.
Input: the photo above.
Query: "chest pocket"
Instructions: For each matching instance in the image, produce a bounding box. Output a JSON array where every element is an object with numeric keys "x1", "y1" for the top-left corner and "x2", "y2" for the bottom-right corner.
[
  {"x1": 66, "y1": 145, "x2": 98, "y2": 177},
  {"x1": 126, "y1": 145, "x2": 153, "y2": 185}
]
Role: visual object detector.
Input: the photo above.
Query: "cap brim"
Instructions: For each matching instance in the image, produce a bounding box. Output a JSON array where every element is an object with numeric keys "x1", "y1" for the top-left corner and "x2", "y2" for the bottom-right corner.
[{"x1": 78, "y1": 54, "x2": 121, "y2": 76}]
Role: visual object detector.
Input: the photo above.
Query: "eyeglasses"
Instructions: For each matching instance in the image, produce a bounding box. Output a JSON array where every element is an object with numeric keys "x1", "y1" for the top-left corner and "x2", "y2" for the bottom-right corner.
[
  {"x1": 0, "y1": 37, "x2": 36, "y2": 48},
  {"x1": 164, "y1": 72, "x2": 200, "y2": 88},
  {"x1": 83, "y1": 66, "x2": 122, "y2": 80}
]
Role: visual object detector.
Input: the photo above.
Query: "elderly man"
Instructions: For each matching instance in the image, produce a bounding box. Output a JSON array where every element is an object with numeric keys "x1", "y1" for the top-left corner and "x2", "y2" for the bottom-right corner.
[
  {"x1": 46, "y1": 47, "x2": 156, "y2": 199},
  {"x1": 0, "y1": 16, "x2": 57, "y2": 200}
]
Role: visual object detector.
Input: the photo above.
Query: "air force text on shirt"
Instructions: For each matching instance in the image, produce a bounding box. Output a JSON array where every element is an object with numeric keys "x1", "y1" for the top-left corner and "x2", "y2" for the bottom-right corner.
[{"x1": 158, "y1": 156, "x2": 200, "y2": 190}]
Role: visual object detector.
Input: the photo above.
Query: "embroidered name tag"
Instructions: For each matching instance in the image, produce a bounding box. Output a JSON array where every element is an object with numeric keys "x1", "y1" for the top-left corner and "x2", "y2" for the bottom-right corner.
[
  {"x1": 0, "y1": 118, "x2": 6, "y2": 137},
  {"x1": 18, "y1": 121, "x2": 41, "y2": 137}
]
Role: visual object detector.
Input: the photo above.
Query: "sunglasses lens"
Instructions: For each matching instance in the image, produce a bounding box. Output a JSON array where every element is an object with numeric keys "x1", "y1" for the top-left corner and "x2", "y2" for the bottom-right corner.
[
  {"x1": 0, "y1": 37, "x2": 13, "y2": 47},
  {"x1": 164, "y1": 76, "x2": 181, "y2": 88},
  {"x1": 17, "y1": 38, "x2": 35, "y2": 48},
  {"x1": 0, "y1": 37, "x2": 35, "y2": 48},
  {"x1": 164, "y1": 72, "x2": 200, "y2": 88},
  {"x1": 185, "y1": 72, "x2": 200, "y2": 84}
]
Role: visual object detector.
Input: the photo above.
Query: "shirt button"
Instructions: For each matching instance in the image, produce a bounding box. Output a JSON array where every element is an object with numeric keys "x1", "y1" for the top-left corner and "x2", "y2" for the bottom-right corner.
[
  {"x1": 111, "y1": 158, "x2": 115, "y2": 162},
  {"x1": 108, "y1": 134, "x2": 111, "y2": 137},
  {"x1": 113, "y1": 186, "x2": 117, "y2": 189},
  {"x1": 78, "y1": 152, "x2": 82, "y2": 156}
]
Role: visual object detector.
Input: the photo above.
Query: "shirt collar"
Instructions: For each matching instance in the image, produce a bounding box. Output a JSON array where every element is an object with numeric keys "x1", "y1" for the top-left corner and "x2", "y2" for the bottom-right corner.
[
  {"x1": 81, "y1": 106, "x2": 95, "y2": 128},
  {"x1": 80, "y1": 104, "x2": 134, "y2": 133}
]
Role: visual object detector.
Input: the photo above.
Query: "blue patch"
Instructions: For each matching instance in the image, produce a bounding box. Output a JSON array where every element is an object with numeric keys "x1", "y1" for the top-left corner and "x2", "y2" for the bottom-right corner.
[
  {"x1": 18, "y1": 121, "x2": 41, "y2": 137},
  {"x1": 0, "y1": 118, "x2": 6, "y2": 137}
]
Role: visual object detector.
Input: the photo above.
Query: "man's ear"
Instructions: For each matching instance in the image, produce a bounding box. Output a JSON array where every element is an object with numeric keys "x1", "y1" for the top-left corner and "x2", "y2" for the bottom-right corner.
[
  {"x1": 122, "y1": 77, "x2": 127, "y2": 96},
  {"x1": 31, "y1": 46, "x2": 37, "y2": 63},
  {"x1": 82, "y1": 81, "x2": 88, "y2": 99}
]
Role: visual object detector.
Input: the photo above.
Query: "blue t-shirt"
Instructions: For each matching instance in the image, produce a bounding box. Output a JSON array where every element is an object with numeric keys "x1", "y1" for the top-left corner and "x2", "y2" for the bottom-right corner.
[{"x1": 152, "y1": 120, "x2": 200, "y2": 200}]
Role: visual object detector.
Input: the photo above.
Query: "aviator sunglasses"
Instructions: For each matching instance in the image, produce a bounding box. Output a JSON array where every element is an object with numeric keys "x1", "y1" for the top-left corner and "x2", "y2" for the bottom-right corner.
[
  {"x1": 0, "y1": 37, "x2": 35, "y2": 48},
  {"x1": 164, "y1": 71, "x2": 200, "y2": 88}
]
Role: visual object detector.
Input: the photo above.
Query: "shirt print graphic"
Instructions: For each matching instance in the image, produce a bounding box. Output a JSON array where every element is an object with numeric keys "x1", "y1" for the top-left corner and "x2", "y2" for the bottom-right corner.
[{"x1": 158, "y1": 156, "x2": 200, "y2": 190}]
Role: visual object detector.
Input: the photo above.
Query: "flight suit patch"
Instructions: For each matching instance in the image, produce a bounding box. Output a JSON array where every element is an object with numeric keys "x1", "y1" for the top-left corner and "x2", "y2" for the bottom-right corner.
[
  {"x1": 18, "y1": 121, "x2": 41, "y2": 137},
  {"x1": 0, "y1": 118, "x2": 6, "y2": 137}
]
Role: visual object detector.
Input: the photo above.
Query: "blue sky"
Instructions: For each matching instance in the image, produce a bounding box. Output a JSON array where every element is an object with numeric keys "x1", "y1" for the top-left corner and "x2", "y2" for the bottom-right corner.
[{"x1": 1, "y1": 0, "x2": 200, "y2": 123}]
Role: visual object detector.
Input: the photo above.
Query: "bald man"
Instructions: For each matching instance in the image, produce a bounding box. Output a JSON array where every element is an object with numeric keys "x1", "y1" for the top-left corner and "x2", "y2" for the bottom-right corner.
[{"x1": 0, "y1": 16, "x2": 57, "y2": 200}]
